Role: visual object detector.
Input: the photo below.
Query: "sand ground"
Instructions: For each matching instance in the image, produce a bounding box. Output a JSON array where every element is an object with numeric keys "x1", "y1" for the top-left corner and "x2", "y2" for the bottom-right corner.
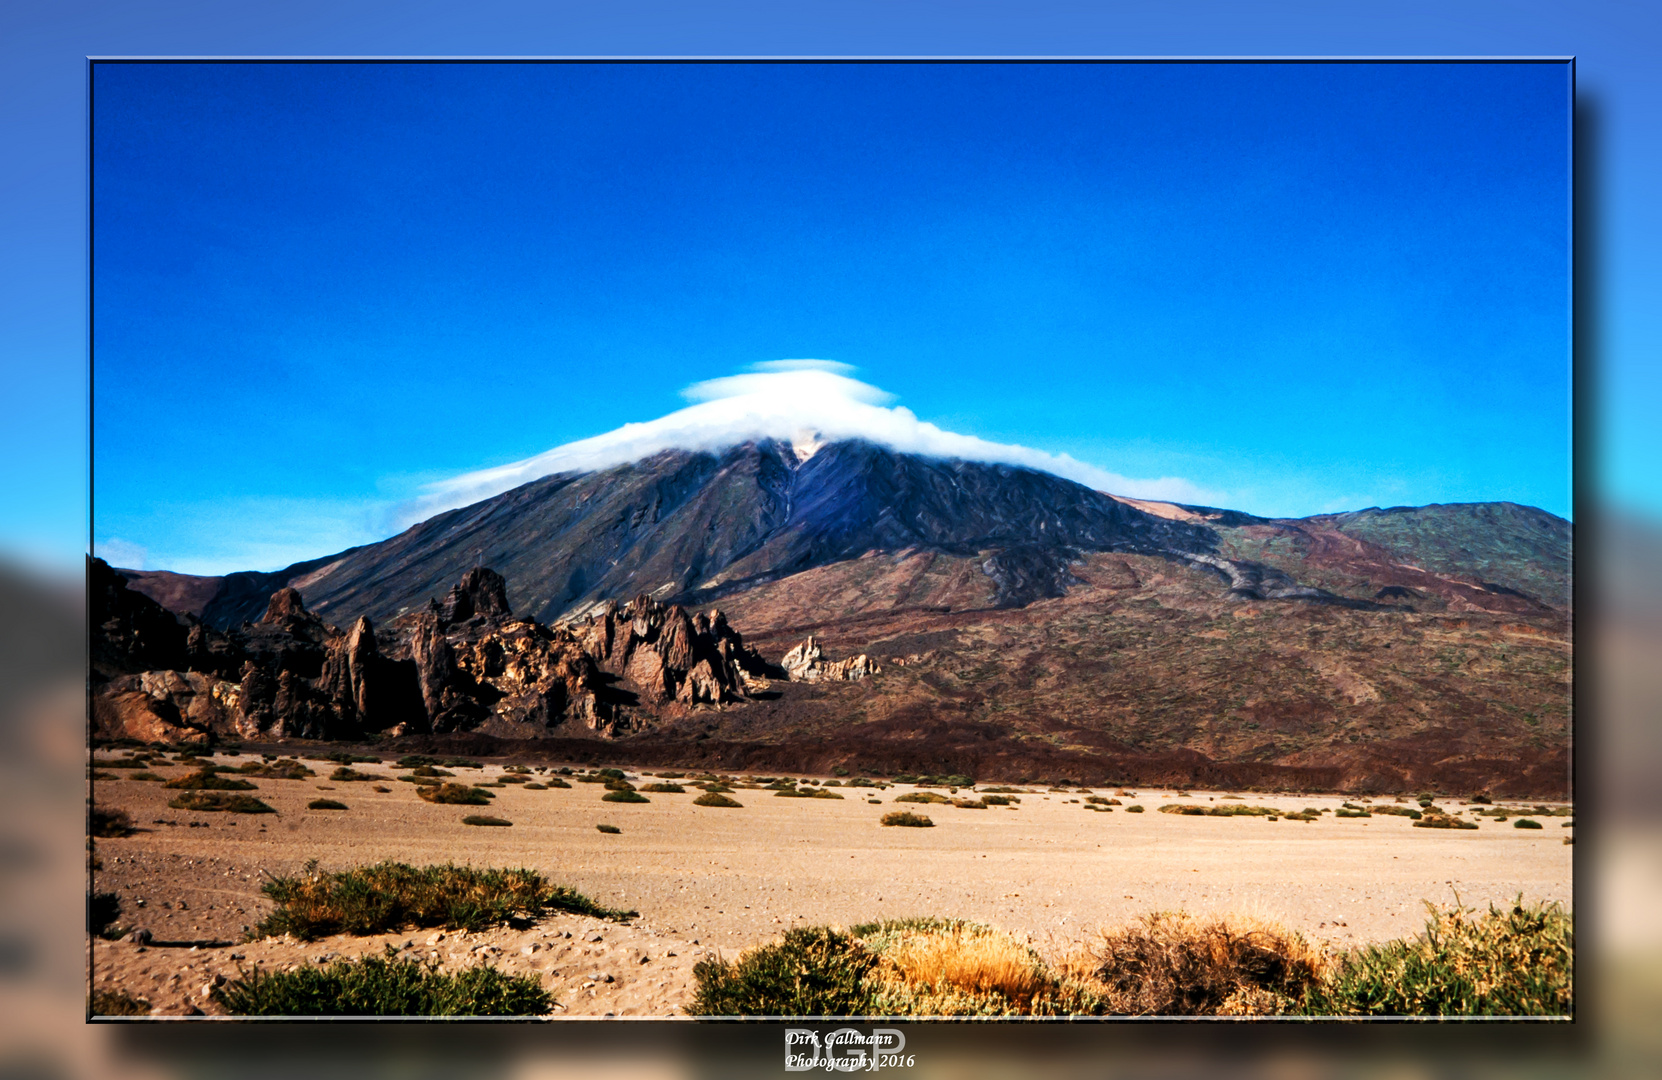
[{"x1": 88, "y1": 754, "x2": 1573, "y2": 1017}]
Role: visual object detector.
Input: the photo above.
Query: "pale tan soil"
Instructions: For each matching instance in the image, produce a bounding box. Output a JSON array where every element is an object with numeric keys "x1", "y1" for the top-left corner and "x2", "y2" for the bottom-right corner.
[{"x1": 88, "y1": 756, "x2": 1572, "y2": 1017}]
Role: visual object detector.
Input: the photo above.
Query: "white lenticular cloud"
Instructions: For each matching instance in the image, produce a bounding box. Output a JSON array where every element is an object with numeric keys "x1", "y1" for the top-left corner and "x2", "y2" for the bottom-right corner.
[{"x1": 398, "y1": 361, "x2": 1220, "y2": 526}]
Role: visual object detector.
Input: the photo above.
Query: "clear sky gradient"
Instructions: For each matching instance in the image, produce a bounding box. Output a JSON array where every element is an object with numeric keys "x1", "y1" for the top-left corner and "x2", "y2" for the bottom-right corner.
[{"x1": 89, "y1": 60, "x2": 1571, "y2": 574}]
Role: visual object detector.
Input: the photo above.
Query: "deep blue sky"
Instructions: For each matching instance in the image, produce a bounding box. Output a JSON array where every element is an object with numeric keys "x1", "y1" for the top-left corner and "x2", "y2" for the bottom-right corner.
[
  {"x1": 9, "y1": 2, "x2": 1661, "y2": 577},
  {"x1": 89, "y1": 60, "x2": 1570, "y2": 573}
]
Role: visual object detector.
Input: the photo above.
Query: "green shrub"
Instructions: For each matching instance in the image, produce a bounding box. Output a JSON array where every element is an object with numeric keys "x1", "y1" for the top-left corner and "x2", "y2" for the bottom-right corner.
[
  {"x1": 167, "y1": 791, "x2": 275, "y2": 814},
  {"x1": 1302, "y1": 900, "x2": 1572, "y2": 1016},
  {"x1": 952, "y1": 798, "x2": 988, "y2": 809},
  {"x1": 1125, "y1": 805, "x2": 1145, "y2": 813},
  {"x1": 602, "y1": 790, "x2": 648, "y2": 804},
  {"x1": 462, "y1": 815, "x2": 512, "y2": 827},
  {"x1": 396, "y1": 755, "x2": 442, "y2": 768},
  {"x1": 417, "y1": 784, "x2": 493, "y2": 805},
  {"x1": 894, "y1": 791, "x2": 949, "y2": 805},
  {"x1": 308, "y1": 799, "x2": 348, "y2": 810},
  {"x1": 543, "y1": 777, "x2": 571, "y2": 788},
  {"x1": 1514, "y1": 819, "x2": 1543, "y2": 829},
  {"x1": 211, "y1": 946, "x2": 552, "y2": 1016},
  {"x1": 693, "y1": 792, "x2": 743, "y2": 808},
  {"x1": 400, "y1": 775, "x2": 442, "y2": 786},
  {"x1": 596, "y1": 823, "x2": 621, "y2": 834},
  {"x1": 407, "y1": 765, "x2": 453, "y2": 777},
  {"x1": 881, "y1": 811, "x2": 933, "y2": 827},
  {"x1": 643, "y1": 783, "x2": 685, "y2": 793},
  {"x1": 1372, "y1": 806, "x2": 1423, "y2": 819},
  {"x1": 164, "y1": 770, "x2": 257, "y2": 790},
  {"x1": 692, "y1": 927, "x2": 878, "y2": 1017},
  {"x1": 776, "y1": 788, "x2": 843, "y2": 799},
  {"x1": 254, "y1": 860, "x2": 633, "y2": 940},
  {"x1": 1335, "y1": 809, "x2": 1371, "y2": 818}
]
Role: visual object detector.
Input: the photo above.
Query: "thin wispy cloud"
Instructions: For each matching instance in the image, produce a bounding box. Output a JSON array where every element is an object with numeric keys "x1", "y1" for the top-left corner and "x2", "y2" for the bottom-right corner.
[{"x1": 397, "y1": 361, "x2": 1222, "y2": 527}]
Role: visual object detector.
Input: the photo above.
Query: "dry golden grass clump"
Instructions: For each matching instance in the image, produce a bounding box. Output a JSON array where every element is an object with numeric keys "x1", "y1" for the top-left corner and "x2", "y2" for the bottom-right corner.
[
  {"x1": 860, "y1": 919, "x2": 1104, "y2": 1016},
  {"x1": 1079, "y1": 912, "x2": 1329, "y2": 1015}
]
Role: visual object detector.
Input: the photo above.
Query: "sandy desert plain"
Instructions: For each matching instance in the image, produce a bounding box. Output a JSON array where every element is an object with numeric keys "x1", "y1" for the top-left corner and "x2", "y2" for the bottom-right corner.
[{"x1": 87, "y1": 751, "x2": 1572, "y2": 1017}]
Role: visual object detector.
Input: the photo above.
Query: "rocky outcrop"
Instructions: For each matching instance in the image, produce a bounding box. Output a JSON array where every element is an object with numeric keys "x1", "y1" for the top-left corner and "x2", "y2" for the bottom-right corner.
[
  {"x1": 91, "y1": 559, "x2": 791, "y2": 746},
  {"x1": 780, "y1": 635, "x2": 880, "y2": 683},
  {"x1": 569, "y1": 594, "x2": 774, "y2": 706}
]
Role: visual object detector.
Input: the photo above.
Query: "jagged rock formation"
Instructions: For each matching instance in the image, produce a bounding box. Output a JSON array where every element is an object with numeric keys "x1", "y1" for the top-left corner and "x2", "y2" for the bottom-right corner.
[
  {"x1": 566, "y1": 594, "x2": 774, "y2": 705},
  {"x1": 89, "y1": 559, "x2": 785, "y2": 745},
  {"x1": 779, "y1": 635, "x2": 879, "y2": 683}
]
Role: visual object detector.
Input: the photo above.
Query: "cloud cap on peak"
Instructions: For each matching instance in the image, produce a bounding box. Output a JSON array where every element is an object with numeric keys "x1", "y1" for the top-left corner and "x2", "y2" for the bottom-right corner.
[{"x1": 398, "y1": 365, "x2": 1219, "y2": 526}]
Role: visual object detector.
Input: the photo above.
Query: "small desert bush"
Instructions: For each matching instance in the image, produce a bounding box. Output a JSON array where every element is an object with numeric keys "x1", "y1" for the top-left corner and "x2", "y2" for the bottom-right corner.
[
  {"x1": 400, "y1": 775, "x2": 442, "y2": 786},
  {"x1": 307, "y1": 799, "x2": 348, "y2": 810},
  {"x1": 164, "y1": 770, "x2": 257, "y2": 791},
  {"x1": 329, "y1": 767, "x2": 384, "y2": 783},
  {"x1": 211, "y1": 946, "x2": 552, "y2": 1016},
  {"x1": 1371, "y1": 805, "x2": 1423, "y2": 819},
  {"x1": 462, "y1": 815, "x2": 512, "y2": 827},
  {"x1": 1414, "y1": 813, "x2": 1478, "y2": 830},
  {"x1": 602, "y1": 790, "x2": 649, "y2": 803},
  {"x1": 596, "y1": 823, "x2": 621, "y2": 833},
  {"x1": 254, "y1": 860, "x2": 632, "y2": 940},
  {"x1": 643, "y1": 783, "x2": 685, "y2": 793},
  {"x1": 543, "y1": 777, "x2": 571, "y2": 788},
  {"x1": 951, "y1": 798, "x2": 988, "y2": 809},
  {"x1": 89, "y1": 989, "x2": 152, "y2": 1017},
  {"x1": 406, "y1": 765, "x2": 453, "y2": 777},
  {"x1": 979, "y1": 786, "x2": 1025, "y2": 794},
  {"x1": 236, "y1": 759, "x2": 315, "y2": 779},
  {"x1": 982, "y1": 795, "x2": 1015, "y2": 806},
  {"x1": 89, "y1": 806, "x2": 134, "y2": 837},
  {"x1": 1159, "y1": 804, "x2": 1281, "y2": 818},
  {"x1": 89, "y1": 891, "x2": 123, "y2": 937},
  {"x1": 693, "y1": 792, "x2": 743, "y2": 808},
  {"x1": 1514, "y1": 818, "x2": 1543, "y2": 829},
  {"x1": 1301, "y1": 899, "x2": 1571, "y2": 1016},
  {"x1": 881, "y1": 811, "x2": 933, "y2": 827},
  {"x1": 167, "y1": 791, "x2": 275, "y2": 814},
  {"x1": 692, "y1": 927, "x2": 878, "y2": 1017},
  {"x1": 1335, "y1": 809, "x2": 1371, "y2": 818},
  {"x1": 92, "y1": 757, "x2": 147, "y2": 769},
  {"x1": 1125, "y1": 805, "x2": 1145, "y2": 813},
  {"x1": 776, "y1": 788, "x2": 843, "y2": 799},
  {"x1": 1085, "y1": 912, "x2": 1328, "y2": 1016},
  {"x1": 893, "y1": 791, "x2": 949, "y2": 805},
  {"x1": 417, "y1": 784, "x2": 493, "y2": 806},
  {"x1": 396, "y1": 755, "x2": 442, "y2": 768}
]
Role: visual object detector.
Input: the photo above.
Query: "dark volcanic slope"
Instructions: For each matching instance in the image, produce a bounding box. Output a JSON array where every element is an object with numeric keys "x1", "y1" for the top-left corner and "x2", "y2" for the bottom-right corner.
[{"x1": 201, "y1": 440, "x2": 1219, "y2": 629}]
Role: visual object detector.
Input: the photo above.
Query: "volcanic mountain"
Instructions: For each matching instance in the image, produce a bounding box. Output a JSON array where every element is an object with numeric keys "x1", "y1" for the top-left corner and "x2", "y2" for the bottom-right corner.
[
  {"x1": 103, "y1": 438, "x2": 1573, "y2": 797},
  {"x1": 188, "y1": 439, "x2": 1225, "y2": 630}
]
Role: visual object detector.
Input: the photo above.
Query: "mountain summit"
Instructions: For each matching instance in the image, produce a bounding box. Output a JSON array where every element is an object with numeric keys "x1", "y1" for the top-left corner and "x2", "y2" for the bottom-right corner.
[{"x1": 198, "y1": 439, "x2": 1220, "y2": 629}]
